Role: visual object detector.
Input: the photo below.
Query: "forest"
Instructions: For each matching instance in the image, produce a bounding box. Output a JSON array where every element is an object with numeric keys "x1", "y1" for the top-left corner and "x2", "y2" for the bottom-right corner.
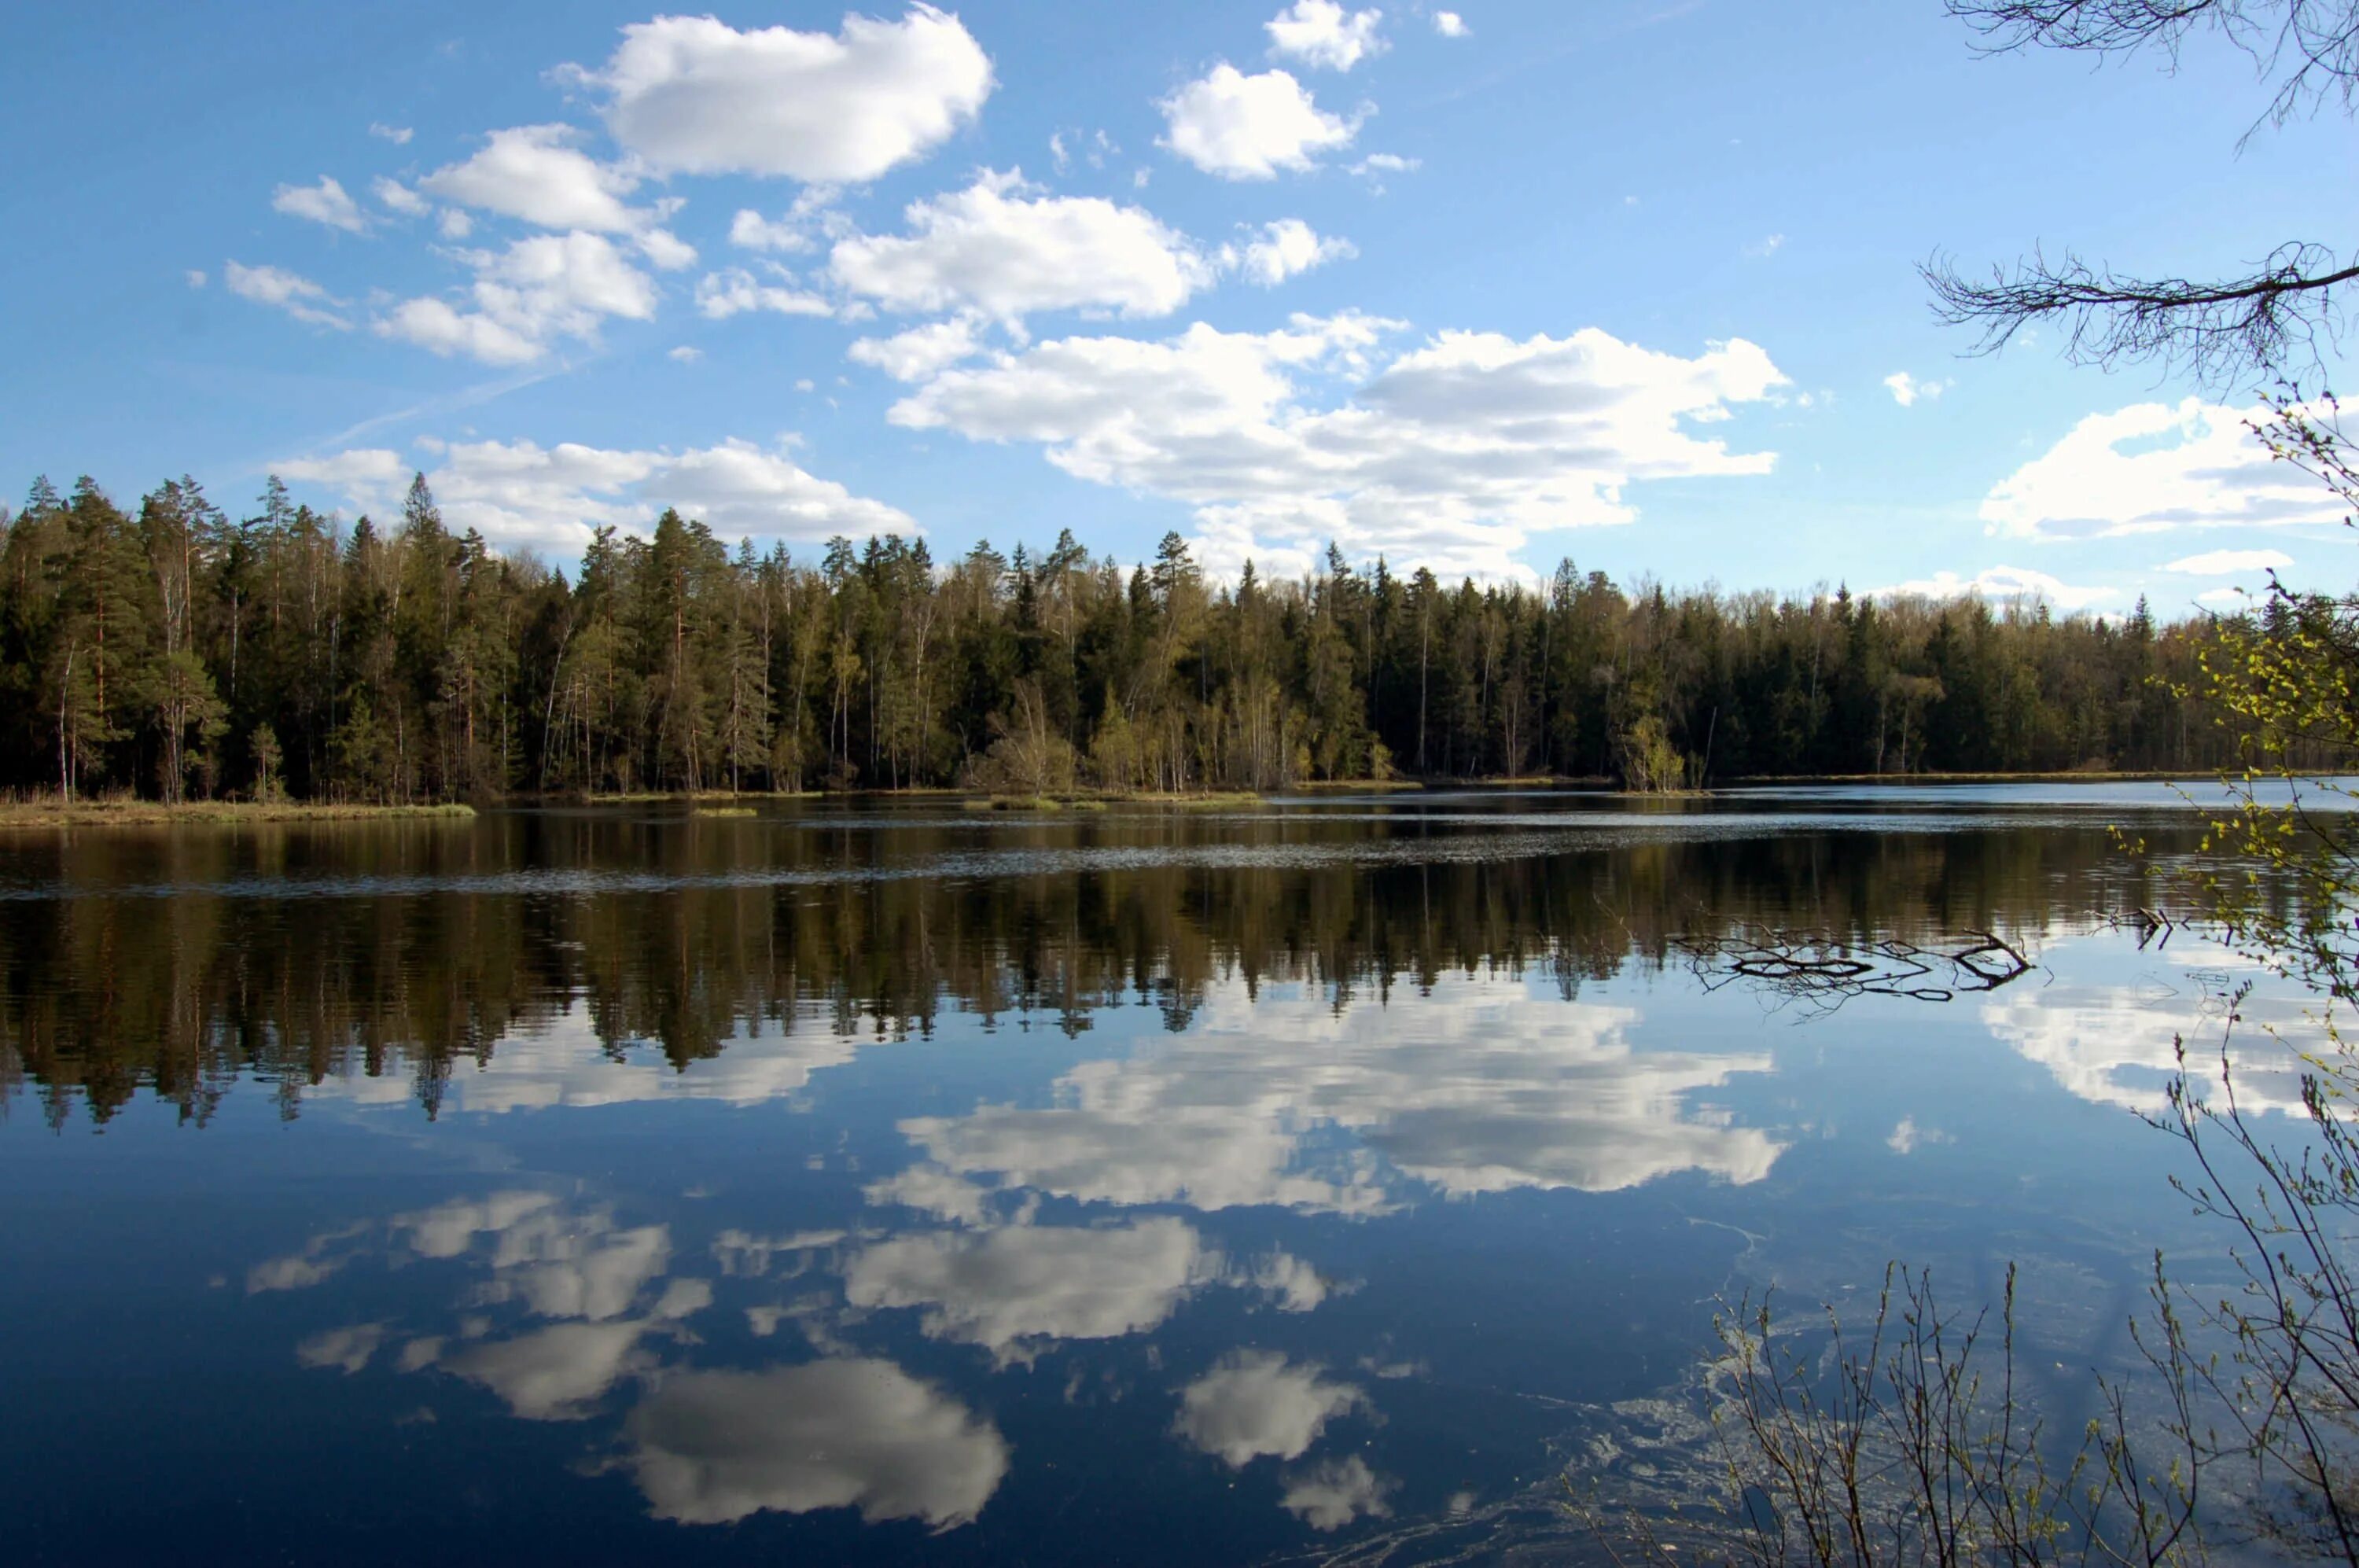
[{"x1": 0, "y1": 469, "x2": 2266, "y2": 804}]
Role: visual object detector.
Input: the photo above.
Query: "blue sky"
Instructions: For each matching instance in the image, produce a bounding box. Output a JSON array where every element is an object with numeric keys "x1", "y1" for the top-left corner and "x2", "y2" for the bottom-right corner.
[{"x1": 4, "y1": 0, "x2": 2349, "y2": 611}]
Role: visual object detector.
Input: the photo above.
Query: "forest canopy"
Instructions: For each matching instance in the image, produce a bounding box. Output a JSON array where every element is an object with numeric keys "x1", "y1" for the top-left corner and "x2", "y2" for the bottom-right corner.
[{"x1": 0, "y1": 469, "x2": 2270, "y2": 804}]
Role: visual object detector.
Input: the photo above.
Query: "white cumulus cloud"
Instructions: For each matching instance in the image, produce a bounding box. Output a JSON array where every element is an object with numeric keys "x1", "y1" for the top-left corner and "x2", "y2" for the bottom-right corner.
[
  {"x1": 849, "y1": 315, "x2": 987, "y2": 381},
  {"x1": 272, "y1": 176, "x2": 369, "y2": 234},
  {"x1": 377, "y1": 298, "x2": 540, "y2": 365},
  {"x1": 419, "y1": 124, "x2": 646, "y2": 234},
  {"x1": 1869, "y1": 565, "x2": 2114, "y2": 611},
  {"x1": 377, "y1": 230, "x2": 656, "y2": 364},
  {"x1": 889, "y1": 315, "x2": 1787, "y2": 580},
  {"x1": 372, "y1": 177, "x2": 430, "y2": 218},
  {"x1": 1434, "y1": 10, "x2": 1470, "y2": 36},
  {"x1": 225, "y1": 260, "x2": 352, "y2": 329},
  {"x1": 1349, "y1": 151, "x2": 1419, "y2": 181},
  {"x1": 731, "y1": 209, "x2": 811, "y2": 253},
  {"x1": 830, "y1": 169, "x2": 1215, "y2": 321},
  {"x1": 1267, "y1": 2, "x2": 1388, "y2": 70},
  {"x1": 414, "y1": 127, "x2": 693, "y2": 270},
  {"x1": 569, "y1": 6, "x2": 992, "y2": 182},
  {"x1": 1983, "y1": 398, "x2": 2345, "y2": 539},
  {"x1": 694, "y1": 264, "x2": 835, "y2": 320},
  {"x1": 1227, "y1": 217, "x2": 1355, "y2": 286},
  {"x1": 368, "y1": 122, "x2": 414, "y2": 145},
  {"x1": 635, "y1": 229, "x2": 697, "y2": 271},
  {"x1": 1160, "y1": 64, "x2": 1360, "y2": 179},
  {"x1": 279, "y1": 434, "x2": 912, "y2": 558},
  {"x1": 1882, "y1": 370, "x2": 1949, "y2": 407},
  {"x1": 729, "y1": 187, "x2": 844, "y2": 254},
  {"x1": 2159, "y1": 547, "x2": 2293, "y2": 576}
]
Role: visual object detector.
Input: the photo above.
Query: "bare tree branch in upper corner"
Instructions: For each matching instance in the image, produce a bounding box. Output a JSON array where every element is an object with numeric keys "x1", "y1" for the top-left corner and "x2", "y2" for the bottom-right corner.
[
  {"x1": 1923, "y1": 242, "x2": 2359, "y2": 387},
  {"x1": 1947, "y1": 1, "x2": 2359, "y2": 133},
  {"x1": 1932, "y1": 0, "x2": 2359, "y2": 388}
]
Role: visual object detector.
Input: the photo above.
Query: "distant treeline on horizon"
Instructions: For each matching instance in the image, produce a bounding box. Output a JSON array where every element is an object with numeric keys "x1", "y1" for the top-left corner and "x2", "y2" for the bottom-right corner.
[{"x1": 0, "y1": 469, "x2": 2293, "y2": 804}]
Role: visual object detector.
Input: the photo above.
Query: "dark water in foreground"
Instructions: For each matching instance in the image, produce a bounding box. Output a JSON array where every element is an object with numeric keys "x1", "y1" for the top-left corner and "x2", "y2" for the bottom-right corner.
[{"x1": 0, "y1": 786, "x2": 2331, "y2": 1565}]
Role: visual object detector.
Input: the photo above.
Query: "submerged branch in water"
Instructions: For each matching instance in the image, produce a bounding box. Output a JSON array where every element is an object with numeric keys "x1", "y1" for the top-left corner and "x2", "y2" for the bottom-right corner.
[{"x1": 1671, "y1": 925, "x2": 2035, "y2": 1013}]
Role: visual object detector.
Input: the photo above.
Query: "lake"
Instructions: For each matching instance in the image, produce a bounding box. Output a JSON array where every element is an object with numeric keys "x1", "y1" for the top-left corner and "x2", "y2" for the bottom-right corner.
[{"x1": 0, "y1": 785, "x2": 2328, "y2": 1565}]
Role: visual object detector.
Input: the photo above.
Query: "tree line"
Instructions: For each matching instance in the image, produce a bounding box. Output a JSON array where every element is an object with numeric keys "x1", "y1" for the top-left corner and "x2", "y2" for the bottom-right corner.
[{"x1": 0, "y1": 469, "x2": 2273, "y2": 803}]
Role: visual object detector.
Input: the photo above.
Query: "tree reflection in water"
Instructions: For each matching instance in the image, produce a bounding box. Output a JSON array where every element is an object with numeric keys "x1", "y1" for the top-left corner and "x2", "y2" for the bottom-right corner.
[
  {"x1": 0, "y1": 802, "x2": 2207, "y2": 1124},
  {"x1": 6, "y1": 797, "x2": 2331, "y2": 1561}
]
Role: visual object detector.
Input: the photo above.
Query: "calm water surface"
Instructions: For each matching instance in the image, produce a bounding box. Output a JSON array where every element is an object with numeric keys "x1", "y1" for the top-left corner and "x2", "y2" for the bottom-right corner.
[{"x1": 0, "y1": 786, "x2": 2330, "y2": 1565}]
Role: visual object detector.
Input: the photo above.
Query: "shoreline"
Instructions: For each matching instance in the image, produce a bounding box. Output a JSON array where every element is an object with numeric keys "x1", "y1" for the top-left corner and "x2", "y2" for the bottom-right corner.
[
  {"x1": 0, "y1": 801, "x2": 479, "y2": 828},
  {"x1": 1713, "y1": 769, "x2": 2203, "y2": 786},
  {"x1": 961, "y1": 791, "x2": 1265, "y2": 812},
  {"x1": 0, "y1": 771, "x2": 2239, "y2": 827}
]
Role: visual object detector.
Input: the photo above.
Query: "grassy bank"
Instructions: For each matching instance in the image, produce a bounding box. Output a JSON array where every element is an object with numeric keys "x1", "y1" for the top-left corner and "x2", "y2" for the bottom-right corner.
[{"x1": 0, "y1": 799, "x2": 478, "y2": 827}]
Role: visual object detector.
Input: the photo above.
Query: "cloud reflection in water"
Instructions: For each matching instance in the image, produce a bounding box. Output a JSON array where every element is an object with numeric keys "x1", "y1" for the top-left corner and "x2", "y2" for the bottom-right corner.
[{"x1": 896, "y1": 986, "x2": 1784, "y2": 1213}]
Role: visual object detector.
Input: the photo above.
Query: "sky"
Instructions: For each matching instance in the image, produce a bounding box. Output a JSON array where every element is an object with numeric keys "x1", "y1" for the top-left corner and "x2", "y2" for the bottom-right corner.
[{"x1": 4, "y1": 0, "x2": 2351, "y2": 613}]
